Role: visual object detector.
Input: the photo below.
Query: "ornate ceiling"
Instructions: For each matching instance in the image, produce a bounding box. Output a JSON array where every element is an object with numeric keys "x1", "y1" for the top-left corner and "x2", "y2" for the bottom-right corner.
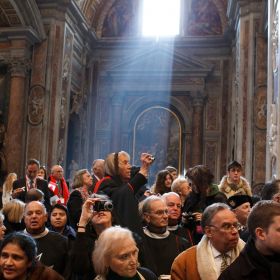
[
  {"x1": 0, "y1": 0, "x2": 22, "y2": 27},
  {"x1": 0, "y1": 0, "x2": 228, "y2": 39},
  {"x1": 79, "y1": 0, "x2": 228, "y2": 37}
]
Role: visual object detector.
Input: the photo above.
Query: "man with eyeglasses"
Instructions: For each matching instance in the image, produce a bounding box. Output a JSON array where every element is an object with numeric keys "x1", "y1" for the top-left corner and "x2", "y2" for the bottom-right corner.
[
  {"x1": 139, "y1": 195, "x2": 189, "y2": 278},
  {"x1": 219, "y1": 200, "x2": 280, "y2": 280},
  {"x1": 171, "y1": 203, "x2": 245, "y2": 280}
]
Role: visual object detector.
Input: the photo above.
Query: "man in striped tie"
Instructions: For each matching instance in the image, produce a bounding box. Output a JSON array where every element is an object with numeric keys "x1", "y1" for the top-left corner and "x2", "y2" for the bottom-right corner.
[{"x1": 171, "y1": 203, "x2": 245, "y2": 280}]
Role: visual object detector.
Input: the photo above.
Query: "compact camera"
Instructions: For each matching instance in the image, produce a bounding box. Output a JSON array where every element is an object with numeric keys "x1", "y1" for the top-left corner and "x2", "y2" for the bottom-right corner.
[
  {"x1": 181, "y1": 212, "x2": 196, "y2": 225},
  {"x1": 150, "y1": 156, "x2": 155, "y2": 162},
  {"x1": 93, "y1": 200, "x2": 113, "y2": 212}
]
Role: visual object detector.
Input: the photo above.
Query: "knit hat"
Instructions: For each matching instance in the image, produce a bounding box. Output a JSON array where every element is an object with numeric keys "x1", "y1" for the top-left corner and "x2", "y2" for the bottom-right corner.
[{"x1": 227, "y1": 195, "x2": 252, "y2": 209}]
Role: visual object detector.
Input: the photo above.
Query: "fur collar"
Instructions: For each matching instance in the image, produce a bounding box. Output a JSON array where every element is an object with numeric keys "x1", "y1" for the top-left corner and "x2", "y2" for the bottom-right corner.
[{"x1": 219, "y1": 175, "x2": 252, "y2": 197}]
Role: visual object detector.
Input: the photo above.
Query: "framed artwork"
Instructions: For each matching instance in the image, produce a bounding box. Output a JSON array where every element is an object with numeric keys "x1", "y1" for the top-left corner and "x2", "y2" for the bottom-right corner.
[{"x1": 133, "y1": 106, "x2": 182, "y2": 184}]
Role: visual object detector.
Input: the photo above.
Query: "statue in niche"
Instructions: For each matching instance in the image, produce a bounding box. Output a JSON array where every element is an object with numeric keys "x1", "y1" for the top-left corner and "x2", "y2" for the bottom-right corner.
[{"x1": 70, "y1": 91, "x2": 83, "y2": 114}]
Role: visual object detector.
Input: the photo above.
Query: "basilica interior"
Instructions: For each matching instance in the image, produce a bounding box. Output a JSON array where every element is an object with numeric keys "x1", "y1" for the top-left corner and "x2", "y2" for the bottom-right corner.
[{"x1": 0, "y1": 0, "x2": 275, "y2": 189}]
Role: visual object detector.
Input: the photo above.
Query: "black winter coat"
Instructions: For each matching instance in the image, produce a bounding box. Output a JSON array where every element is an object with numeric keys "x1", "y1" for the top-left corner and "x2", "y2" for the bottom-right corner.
[{"x1": 219, "y1": 237, "x2": 280, "y2": 280}]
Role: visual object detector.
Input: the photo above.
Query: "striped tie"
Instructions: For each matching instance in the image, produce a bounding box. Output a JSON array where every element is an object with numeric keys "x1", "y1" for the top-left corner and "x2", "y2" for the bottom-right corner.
[
  {"x1": 30, "y1": 180, "x2": 34, "y2": 189},
  {"x1": 220, "y1": 254, "x2": 228, "y2": 273}
]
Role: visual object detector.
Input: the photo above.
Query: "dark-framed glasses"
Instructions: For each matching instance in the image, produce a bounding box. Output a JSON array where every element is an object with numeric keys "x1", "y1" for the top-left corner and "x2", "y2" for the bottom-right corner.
[{"x1": 209, "y1": 222, "x2": 241, "y2": 232}]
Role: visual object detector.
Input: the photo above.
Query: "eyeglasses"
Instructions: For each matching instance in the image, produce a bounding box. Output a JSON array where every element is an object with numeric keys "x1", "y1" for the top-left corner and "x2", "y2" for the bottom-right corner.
[
  {"x1": 147, "y1": 209, "x2": 168, "y2": 216},
  {"x1": 209, "y1": 222, "x2": 241, "y2": 232}
]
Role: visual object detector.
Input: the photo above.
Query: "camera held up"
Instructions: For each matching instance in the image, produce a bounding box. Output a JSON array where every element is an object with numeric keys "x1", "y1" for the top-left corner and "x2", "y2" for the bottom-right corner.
[
  {"x1": 181, "y1": 212, "x2": 196, "y2": 226},
  {"x1": 93, "y1": 200, "x2": 113, "y2": 212}
]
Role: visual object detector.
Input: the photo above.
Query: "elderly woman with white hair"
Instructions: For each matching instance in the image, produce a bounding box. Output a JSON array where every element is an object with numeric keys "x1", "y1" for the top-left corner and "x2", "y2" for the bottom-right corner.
[
  {"x1": 93, "y1": 226, "x2": 157, "y2": 280},
  {"x1": 171, "y1": 176, "x2": 192, "y2": 208}
]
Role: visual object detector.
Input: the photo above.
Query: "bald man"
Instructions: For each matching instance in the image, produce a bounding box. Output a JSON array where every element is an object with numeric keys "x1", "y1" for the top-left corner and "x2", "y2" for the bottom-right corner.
[
  {"x1": 48, "y1": 165, "x2": 69, "y2": 205},
  {"x1": 24, "y1": 201, "x2": 68, "y2": 275}
]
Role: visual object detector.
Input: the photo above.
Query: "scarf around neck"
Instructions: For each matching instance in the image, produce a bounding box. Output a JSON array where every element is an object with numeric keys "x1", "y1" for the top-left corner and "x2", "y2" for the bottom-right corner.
[{"x1": 48, "y1": 175, "x2": 69, "y2": 204}]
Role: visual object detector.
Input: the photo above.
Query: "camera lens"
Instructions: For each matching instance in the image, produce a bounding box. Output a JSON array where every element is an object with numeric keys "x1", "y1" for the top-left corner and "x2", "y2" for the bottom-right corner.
[{"x1": 104, "y1": 201, "x2": 113, "y2": 211}]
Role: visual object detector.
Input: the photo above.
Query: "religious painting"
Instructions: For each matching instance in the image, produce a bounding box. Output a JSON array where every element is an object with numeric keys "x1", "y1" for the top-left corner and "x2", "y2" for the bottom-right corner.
[
  {"x1": 186, "y1": 0, "x2": 222, "y2": 36},
  {"x1": 102, "y1": 0, "x2": 137, "y2": 37},
  {"x1": 133, "y1": 106, "x2": 181, "y2": 184}
]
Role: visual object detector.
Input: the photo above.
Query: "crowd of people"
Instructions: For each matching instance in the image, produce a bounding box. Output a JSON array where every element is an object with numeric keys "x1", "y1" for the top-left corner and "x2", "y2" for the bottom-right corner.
[{"x1": 0, "y1": 153, "x2": 279, "y2": 279}]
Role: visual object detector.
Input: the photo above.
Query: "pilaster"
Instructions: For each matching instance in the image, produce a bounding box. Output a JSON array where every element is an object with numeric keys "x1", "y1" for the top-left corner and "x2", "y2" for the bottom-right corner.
[{"x1": 5, "y1": 57, "x2": 30, "y2": 175}]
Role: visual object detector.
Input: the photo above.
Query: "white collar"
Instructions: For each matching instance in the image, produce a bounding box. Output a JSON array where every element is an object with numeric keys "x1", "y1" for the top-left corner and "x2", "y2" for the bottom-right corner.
[
  {"x1": 143, "y1": 227, "x2": 170, "y2": 239},
  {"x1": 24, "y1": 228, "x2": 49, "y2": 239},
  {"x1": 168, "y1": 225, "x2": 179, "y2": 231}
]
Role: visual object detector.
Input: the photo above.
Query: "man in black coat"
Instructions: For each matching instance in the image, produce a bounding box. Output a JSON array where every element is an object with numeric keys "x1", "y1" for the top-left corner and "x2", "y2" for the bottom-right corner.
[
  {"x1": 219, "y1": 200, "x2": 280, "y2": 280},
  {"x1": 12, "y1": 158, "x2": 51, "y2": 211},
  {"x1": 23, "y1": 201, "x2": 68, "y2": 276}
]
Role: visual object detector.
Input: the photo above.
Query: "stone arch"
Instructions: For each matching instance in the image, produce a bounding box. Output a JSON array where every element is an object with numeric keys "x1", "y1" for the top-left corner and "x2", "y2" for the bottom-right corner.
[
  {"x1": 124, "y1": 95, "x2": 191, "y2": 177},
  {"x1": 124, "y1": 95, "x2": 191, "y2": 132},
  {"x1": 95, "y1": 0, "x2": 116, "y2": 37}
]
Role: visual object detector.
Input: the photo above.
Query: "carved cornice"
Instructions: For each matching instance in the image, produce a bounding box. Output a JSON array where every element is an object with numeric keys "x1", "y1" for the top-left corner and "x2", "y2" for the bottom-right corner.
[
  {"x1": 0, "y1": 27, "x2": 42, "y2": 44},
  {"x1": 12, "y1": 0, "x2": 46, "y2": 40},
  {"x1": 36, "y1": 0, "x2": 97, "y2": 42},
  {"x1": 227, "y1": 0, "x2": 263, "y2": 31}
]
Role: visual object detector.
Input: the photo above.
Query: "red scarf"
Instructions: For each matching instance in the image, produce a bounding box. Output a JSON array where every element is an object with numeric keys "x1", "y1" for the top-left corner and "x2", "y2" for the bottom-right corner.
[{"x1": 48, "y1": 176, "x2": 69, "y2": 205}]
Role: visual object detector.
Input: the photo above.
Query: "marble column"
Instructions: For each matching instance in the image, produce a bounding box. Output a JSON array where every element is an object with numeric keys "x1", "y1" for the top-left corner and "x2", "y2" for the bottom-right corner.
[
  {"x1": 5, "y1": 58, "x2": 30, "y2": 175},
  {"x1": 191, "y1": 95, "x2": 205, "y2": 165},
  {"x1": 110, "y1": 94, "x2": 124, "y2": 152},
  {"x1": 228, "y1": 0, "x2": 263, "y2": 182}
]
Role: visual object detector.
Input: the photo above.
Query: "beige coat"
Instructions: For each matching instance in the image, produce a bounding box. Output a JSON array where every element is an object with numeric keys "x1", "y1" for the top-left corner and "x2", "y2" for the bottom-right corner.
[{"x1": 218, "y1": 176, "x2": 252, "y2": 198}]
